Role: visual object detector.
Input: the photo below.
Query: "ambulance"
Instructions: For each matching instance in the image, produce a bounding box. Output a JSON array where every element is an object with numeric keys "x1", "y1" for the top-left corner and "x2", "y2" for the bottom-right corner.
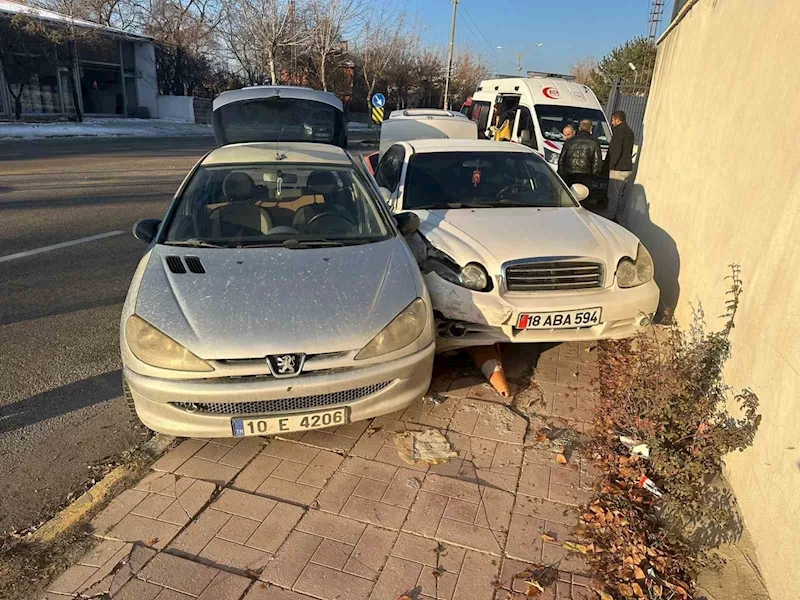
[{"x1": 462, "y1": 73, "x2": 611, "y2": 197}]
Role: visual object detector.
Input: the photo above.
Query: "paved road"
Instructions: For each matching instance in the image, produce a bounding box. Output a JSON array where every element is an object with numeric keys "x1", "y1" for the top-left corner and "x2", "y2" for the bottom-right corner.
[
  {"x1": 0, "y1": 135, "x2": 376, "y2": 537},
  {"x1": 0, "y1": 136, "x2": 216, "y2": 536}
]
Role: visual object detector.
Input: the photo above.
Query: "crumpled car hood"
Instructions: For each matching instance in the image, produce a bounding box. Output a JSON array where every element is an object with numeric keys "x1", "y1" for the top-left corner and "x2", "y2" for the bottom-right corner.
[
  {"x1": 415, "y1": 207, "x2": 640, "y2": 279},
  {"x1": 133, "y1": 239, "x2": 417, "y2": 359}
]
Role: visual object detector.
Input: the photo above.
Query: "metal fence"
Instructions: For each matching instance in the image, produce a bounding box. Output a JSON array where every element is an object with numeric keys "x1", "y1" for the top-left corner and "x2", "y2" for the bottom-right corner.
[{"x1": 605, "y1": 79, "x2": 650, "y2": 144}]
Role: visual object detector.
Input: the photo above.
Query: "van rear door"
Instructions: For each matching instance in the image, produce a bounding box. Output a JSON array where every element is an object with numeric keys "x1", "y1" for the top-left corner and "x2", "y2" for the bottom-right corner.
[{"x1": 212, "y1": 86, "x2": 347, "y2": 148}]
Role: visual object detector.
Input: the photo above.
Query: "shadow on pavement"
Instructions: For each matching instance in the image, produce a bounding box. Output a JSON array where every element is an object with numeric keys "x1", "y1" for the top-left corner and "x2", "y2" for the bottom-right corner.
[
  {"x1": 0, "y1": 369, "x2": 123, "y2": 434},
  {"x1": 0, "y1": 295, "x2": 127, "y2": 326}
]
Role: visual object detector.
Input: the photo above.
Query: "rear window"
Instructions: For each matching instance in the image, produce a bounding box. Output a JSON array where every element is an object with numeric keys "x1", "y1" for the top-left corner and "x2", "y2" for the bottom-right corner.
[
  {"x1": 213, "y1": 98, "x2": 346, "y2": 147},
  {"x1": 404, "y1": 151, "x2": 576, "y2": 210}
]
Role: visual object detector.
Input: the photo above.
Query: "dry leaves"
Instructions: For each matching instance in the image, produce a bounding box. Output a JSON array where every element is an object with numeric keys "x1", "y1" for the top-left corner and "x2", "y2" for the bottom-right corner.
[
  {"x1": 562, "y1": 541, "x2": 589, "y2": 555},
  {"x1": 541, "y1": 534, "x2": 555, "y2": 543},
  {"x1": 596, "y1": 592, "x2": 613, "y2": 600},
  {"x1": 556, "y1": 453, "x2": 568, "y2": 465},
  {"x1": 525, "y1": 579, "x2": 544, "y2": 596}
]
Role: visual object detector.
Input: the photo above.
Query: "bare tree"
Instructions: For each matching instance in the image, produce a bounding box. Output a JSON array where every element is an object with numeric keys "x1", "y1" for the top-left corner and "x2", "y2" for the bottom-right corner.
[
  {"x1": 447, "y1": 46, "x2": 489, "y2": 108},
  {"x1": 305, "y1": 0, "x2": 363, "y2": 91},
  {"x1": 354, "y1": 6, "x2": 410, "y2": 105},
  {"x1": 224, "y1": 0, "x2": 307, "y2": 86},
  {"x1": 569, "y1": 56, "x2": 598, "y2": 86},
  {"x1": 140, "y1": 0, "x2": 223, "y2": 95}
]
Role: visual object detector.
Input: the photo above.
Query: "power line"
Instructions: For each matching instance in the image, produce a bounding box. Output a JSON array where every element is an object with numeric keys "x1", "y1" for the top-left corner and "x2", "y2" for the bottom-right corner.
[{"x1": 460, "y1": 3, "x2": 501, "y2": 59}]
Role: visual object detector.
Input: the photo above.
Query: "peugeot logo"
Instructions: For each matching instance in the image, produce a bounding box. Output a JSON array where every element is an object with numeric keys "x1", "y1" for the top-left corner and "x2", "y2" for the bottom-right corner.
[{"x1": 267, "y1": 353, "x2": 305, "y2": 378}]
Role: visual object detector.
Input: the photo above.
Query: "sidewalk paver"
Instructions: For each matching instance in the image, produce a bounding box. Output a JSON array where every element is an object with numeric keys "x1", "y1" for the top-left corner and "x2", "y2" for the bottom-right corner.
[{"x1": 43, "y1": 342, "x2": 600, "y2": 600}]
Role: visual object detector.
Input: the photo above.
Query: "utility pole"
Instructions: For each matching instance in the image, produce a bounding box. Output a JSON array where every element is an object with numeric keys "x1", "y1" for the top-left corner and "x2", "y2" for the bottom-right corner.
[{"x1": 443, "y1": 0, "x2": 458, "y2": 110}]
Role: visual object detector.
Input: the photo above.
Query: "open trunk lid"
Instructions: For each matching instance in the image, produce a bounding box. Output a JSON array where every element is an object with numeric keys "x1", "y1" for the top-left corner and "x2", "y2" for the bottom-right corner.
[{"x1": 212, "y1": 86, "x2": 347, "y2": 148}]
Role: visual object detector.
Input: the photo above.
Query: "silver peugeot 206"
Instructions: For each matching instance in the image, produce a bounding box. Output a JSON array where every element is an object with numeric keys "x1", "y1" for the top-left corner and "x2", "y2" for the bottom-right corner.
[{"x1": 121, "y1": 86, "x2": 435, "y2": 439}]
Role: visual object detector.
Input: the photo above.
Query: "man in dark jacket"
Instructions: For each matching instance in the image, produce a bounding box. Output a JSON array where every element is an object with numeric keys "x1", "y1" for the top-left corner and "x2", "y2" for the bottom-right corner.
[
  {"x1": 607, "y1": 110, "x2": 635, "y2": 222},
  {"x1": 557, "y1": 119, "x2": 602, "y2": 191}
]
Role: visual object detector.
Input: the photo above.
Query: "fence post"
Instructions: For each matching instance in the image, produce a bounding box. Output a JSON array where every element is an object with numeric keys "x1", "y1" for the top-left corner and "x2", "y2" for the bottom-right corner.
[{"x1": 606, "y1": 78, "x2": 621, "y2": 116}]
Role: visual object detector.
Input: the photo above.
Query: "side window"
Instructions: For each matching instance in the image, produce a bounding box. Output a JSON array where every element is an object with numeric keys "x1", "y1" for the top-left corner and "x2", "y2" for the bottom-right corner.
[
  {"x1": 471, "y1": 101, "x2": 491, "y2": 139},
  {"x1": 375, "y1": 145, "x2": 405, "y2": 191},
  {"x1": 516, "y1": 107, "x2": 538, "y2": 150}
]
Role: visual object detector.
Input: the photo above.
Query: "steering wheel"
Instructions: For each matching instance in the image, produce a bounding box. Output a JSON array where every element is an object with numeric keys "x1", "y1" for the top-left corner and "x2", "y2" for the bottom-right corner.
[
  {"x1": 306, "y1": 212, "x2": 357, "y2": 234},
  {"x1": 495, "y1": 183, "x2": 531, "y2": 199}
]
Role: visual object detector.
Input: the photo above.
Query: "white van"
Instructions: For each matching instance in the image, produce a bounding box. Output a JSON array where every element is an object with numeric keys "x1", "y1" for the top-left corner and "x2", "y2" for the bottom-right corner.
[
  {"x1": 462, "y1": 74, "x2": 611, "y2": 195},
  {"x1": 364, "y1": 109, "x2": 477, "y2": 173}
]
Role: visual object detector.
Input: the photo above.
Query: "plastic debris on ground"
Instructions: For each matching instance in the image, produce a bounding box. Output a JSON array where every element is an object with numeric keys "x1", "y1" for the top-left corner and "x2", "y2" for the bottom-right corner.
[
  {"x1": 620, "y1": 435, "x2": 651, "y2": 458},
  {"x1": 637, "y1": 475, "x2": 664, "y2": 497},
  {"x1": 394, "y1": 429, "x2": 458, "y2": 466}
]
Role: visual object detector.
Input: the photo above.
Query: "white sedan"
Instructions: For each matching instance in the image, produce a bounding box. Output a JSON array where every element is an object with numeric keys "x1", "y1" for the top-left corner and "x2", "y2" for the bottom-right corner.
[{"x1": 366, "y1": 139, "x2": 659, "y2": 351}]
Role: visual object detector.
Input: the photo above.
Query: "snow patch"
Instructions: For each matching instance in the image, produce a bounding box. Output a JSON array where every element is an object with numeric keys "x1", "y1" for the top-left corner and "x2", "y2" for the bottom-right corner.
[{"x1": 0, "y1": 117, "x2": 212, "y2": 140}]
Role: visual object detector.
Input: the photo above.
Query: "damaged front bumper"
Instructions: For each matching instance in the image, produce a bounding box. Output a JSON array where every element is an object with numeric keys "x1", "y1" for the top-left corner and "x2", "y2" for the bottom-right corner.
[{"x1": 425, "y1": 272, "x2": 659, "y2": 352}]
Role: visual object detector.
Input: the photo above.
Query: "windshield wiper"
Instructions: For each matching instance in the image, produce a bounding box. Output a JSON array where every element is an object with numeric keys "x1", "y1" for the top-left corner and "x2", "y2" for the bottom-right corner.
[
  {"x1": 282, "y1": 238, "x2": 345, "y2": 249},
  {"x1": 163, "y1": 239, "x2": 228, "y2": 248}
]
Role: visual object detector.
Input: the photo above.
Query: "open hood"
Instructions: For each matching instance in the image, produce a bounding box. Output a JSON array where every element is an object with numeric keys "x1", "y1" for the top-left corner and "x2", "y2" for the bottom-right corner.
[{"x1": 212, "y1": 86, "x2": 347, "y2": 148}]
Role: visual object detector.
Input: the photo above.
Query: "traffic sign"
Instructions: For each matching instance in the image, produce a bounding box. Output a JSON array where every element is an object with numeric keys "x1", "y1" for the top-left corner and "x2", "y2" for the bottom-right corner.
[
  {"x1": 371, "y1": 93, "x2": 386, "y2": 108},
  {"x1": 371, "y1": 106, "x2": 384, "y2": 125}
]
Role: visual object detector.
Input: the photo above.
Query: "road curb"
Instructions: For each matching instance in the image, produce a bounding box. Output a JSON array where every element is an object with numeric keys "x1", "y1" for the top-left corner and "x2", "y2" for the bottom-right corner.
[{"x1": 30, "y1": 434, "x2": 175, "y2": 544}]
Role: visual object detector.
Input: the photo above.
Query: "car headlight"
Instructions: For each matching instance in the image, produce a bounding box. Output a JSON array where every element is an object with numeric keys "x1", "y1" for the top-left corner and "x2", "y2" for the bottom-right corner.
[
  {"x1": 460, "y1": 262, "x2": 492, "y2": 292},
  {"x1": 616, "y1": 243, "x2": 655, "y2": 288},
  {"x1": 544, "y1": 148, "x2": 560, "y2": 165},
  {"x1": 355, "y1": 298, "x2": 428, "y2": 360},
  {"x1": 125, "y1": 315, "x2": 213, "y2": 372}
]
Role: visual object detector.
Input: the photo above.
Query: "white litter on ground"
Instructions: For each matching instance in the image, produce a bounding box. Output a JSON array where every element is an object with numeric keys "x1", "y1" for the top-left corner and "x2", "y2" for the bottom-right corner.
[
  {"x1": 0, "y1": 117, "x2": 213, "y2": 140},
  {"x1": 394, "y1": 429, "x2": 458, "y2": 465}
]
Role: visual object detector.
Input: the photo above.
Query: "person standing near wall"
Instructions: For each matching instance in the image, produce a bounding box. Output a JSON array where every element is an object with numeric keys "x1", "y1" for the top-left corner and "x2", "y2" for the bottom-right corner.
[
  {"x1": 557, "y1": 119, "x2": 602, "y2": 190},
  {"x1": 607, "y1": 110, "x2": 635, "y2": 222}
]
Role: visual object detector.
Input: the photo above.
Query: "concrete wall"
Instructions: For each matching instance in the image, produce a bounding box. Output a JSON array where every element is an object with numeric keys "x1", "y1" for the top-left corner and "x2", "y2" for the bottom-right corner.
[
  {"x1": 157, "y1": 95, "x2": 195, "y2": 122},
  {"x1": 134, "y1": 42, "x2": 158, "y2": 118},
  {"x1": 624, "y1": 1, "x2": 800, "y2": 598}
]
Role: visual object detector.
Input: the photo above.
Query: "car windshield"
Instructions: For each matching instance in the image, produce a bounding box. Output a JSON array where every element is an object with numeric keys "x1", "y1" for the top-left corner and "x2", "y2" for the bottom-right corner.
[
  {"x1": 163, "y1": 164, "x2": 392, "y2": 247},
  {"x1": 404, "y1": 151, "x2": 576, "y2": 210},
  {"x1": 537, "y1": 106, "x2": 611, "y2": 144}
]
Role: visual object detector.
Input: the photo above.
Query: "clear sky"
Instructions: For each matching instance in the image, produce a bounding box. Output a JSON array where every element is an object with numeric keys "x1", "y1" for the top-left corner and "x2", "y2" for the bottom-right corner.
[{"x1": 406, "y1": 0, "x2": 675, "y2": 75}]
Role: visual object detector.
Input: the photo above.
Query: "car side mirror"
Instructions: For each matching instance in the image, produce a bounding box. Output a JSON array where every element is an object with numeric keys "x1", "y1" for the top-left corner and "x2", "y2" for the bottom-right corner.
[
  {"x1": 394, "y1": 212, "x2": 420, "y2": 236},
  {"x1": 133, "y1": 218, "x2": 161, "y2": 244},
  {"x1": 378, "y1": 187, "x2": 392, "y2": 202},
  {"x1": 570, "y1": 183, "x2": 590, "y2": 202}
]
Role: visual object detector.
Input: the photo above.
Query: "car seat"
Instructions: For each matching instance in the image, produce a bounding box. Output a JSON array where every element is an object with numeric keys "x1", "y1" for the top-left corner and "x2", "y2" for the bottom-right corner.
[
  {"x1": 209, "y1": 172, "x2": 273, "y2": 237},
  {"x1": 292, "y1": 170, "x2": 345, "y2": 230}
]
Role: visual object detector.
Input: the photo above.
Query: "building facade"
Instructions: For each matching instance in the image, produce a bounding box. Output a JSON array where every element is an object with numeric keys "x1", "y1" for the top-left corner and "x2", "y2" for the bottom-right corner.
[{"x1": 0, "y1": 0, "x2": 157, "y2": 119}]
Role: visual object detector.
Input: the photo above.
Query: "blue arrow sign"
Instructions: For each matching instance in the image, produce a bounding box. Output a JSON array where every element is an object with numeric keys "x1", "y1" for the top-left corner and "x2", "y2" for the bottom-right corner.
[{"x1": 371, "y1": 93, "x2": 386, "y2": 108}]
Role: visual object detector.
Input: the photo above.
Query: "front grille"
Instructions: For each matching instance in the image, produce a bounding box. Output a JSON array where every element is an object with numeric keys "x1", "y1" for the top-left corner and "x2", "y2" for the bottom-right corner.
[
  {"x1": 505, "y1": 259, "x2": 603, "y2": 291},
  {"x1": 170, "y1": 381, "x2": 392, "y2": 416}
]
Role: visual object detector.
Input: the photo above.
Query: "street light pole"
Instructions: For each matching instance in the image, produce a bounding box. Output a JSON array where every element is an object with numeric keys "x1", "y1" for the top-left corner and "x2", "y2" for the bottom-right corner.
[
  {"x1": 443, "y1": 0, "x2": 458, "y2": 109},
  {"x1": 507, "y1": 43, "x2": 543, "y2": 76}
]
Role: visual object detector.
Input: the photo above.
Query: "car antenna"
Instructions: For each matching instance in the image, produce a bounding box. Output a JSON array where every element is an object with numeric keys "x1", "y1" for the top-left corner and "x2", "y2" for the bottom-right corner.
[{"x1": 276, "y1": 127, "x2": 286, "y2": 161}]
